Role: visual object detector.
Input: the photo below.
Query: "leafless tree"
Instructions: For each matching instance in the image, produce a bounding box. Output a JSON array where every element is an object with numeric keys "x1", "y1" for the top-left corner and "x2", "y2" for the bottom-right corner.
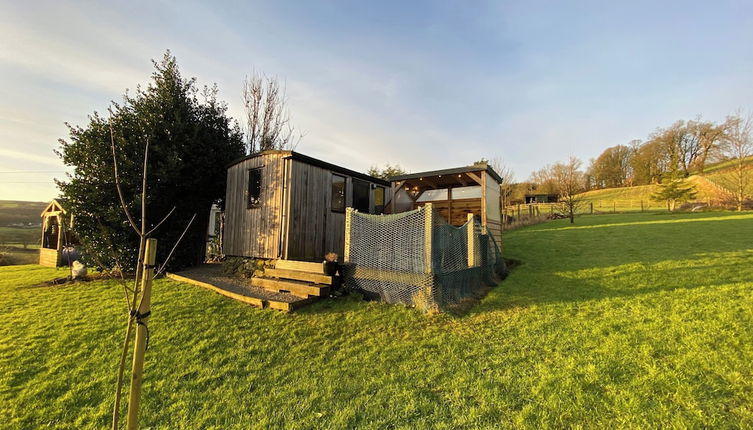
[
  {"x1": 242, "y1": 71, "x2": 302, "y2": 153},
  {"x1": 108, "y1": 119, "x2": 195, "y2": 430},
  {"x1": 719, "y1": 111, "x2": 753, "y2": 211},
  {"x1": 552, "y1": 156, "x2": 585, "y2": 223}
]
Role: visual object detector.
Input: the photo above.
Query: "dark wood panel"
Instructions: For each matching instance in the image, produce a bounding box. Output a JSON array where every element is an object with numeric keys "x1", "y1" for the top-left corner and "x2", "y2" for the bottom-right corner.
[{"x1": 224, "y1": 153, "x2": 284, "y2": 258}]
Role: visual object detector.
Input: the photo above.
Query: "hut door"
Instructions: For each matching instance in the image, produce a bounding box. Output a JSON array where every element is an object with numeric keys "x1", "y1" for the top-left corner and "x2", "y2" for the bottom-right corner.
[{"x1": 352, "y1": 179, "x2": 370, "y2": 213}]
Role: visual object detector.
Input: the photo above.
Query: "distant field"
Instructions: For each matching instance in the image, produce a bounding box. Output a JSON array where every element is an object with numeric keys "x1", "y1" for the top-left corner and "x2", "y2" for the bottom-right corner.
[
  {"x1": 0, "y1": 200, "x2": 47, "y2": 226},
  {"x1": 0, "y1": 246, "x2": 38, "y2": 266},
  {"x1": 578, "y1": 184, "x2": 662, "y2": 212},
  {"x1": 0, "y1": 226, "x2": 39, "y2": 247}
]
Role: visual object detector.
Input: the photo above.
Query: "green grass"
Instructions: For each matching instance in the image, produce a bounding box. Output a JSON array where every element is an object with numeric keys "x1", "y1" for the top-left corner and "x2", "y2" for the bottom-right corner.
[
  {"x1": 700, "y1": 156, "x2": 753, "y2": 174},
  {"x1": 578, "y1": 184, "x2": 663, "y2": 211},
  {"x1": 2, "y1": 212, "x2": 753, "y2": 428}
]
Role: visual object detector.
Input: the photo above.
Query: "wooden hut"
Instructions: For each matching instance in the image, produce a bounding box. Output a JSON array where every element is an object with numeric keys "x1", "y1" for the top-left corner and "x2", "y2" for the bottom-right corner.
[
  {"x1": 388, "y1": 163, "x2": 503, "y2": 244},
  {"x1": 224, "y1": 150, "x2": 391, "y2": 262},
  {"x1": 39, "y1": 199, "x2": 73, "y2": 267}
]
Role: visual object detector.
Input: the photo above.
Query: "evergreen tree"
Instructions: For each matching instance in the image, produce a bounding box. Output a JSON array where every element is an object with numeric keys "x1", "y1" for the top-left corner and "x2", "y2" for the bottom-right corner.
[
  {"x1": 367, "y1": 163, "x2": 408, "y2": 180},
  {"x1": 650, "y1": 175, "x2": 698, "y2": 211},
  {"x1": 56, "y1": 52, "x2": 245, "y2": 271}
]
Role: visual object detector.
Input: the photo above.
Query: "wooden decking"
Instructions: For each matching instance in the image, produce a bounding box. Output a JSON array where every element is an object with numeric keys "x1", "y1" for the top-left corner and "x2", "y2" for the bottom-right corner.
[{"x1": 167, "y1": 260, "x2": 333, "y2": 313}]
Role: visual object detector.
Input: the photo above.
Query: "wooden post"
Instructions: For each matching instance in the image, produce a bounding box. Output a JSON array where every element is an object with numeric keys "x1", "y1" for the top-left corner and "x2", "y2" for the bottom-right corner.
[
  {"x1": 344, "y1": 207, "x2": 352, "y2": 263},
  {"x1": 613, "y1": 201, "x2": 616, "y2": 213},
  {"x1": 590, "y1": 202, "x2": 593, "y2": 214},
  {"x1": 640, "y1": 200, "x2": 644, "y2": 212},
  {"x1": 447, "y1": 187, "x2": 453, "y2": 225},
  {"x1": 480, "y1": 172, "x2": 487, "y2": 229},
  {"x1": 467, "y1": 212, "x2": 475, "y2": 267},
  {"x1": 424, "y1": 203, "x2": 433, "y2": 274},
  {"x1": 126, "y1": 238, "x2": 157, "y2": 430}
]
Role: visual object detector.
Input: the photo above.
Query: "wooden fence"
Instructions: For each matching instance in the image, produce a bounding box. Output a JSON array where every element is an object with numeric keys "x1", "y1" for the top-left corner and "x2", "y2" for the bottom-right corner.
[{"x1": 501, "y1": 199, "x2": 714, "y2": 230}]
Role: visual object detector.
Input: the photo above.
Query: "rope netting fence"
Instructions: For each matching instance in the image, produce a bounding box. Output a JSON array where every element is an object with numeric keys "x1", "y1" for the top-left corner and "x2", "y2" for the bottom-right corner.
[{"x1": 343, "y1": 204, "x2": 506, "y2": 310}]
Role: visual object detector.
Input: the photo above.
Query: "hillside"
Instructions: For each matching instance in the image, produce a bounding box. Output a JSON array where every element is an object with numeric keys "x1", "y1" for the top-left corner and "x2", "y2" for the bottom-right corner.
[
  {"x1": 578, "y1": 163, "x2": 753, "y2": 210},
  {"x1": 0, "y1": 200, "x2": 47, "y2": 226}
]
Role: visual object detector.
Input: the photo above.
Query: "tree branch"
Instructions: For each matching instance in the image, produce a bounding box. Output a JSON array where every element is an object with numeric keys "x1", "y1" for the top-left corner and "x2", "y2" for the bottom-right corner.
[{"x1": 109, "y1": 118, "x2": 141, "y2": 236}]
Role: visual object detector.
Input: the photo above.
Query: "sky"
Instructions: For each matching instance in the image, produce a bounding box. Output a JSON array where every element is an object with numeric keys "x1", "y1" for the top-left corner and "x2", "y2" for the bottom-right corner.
[{"x1": 1, "y1": 0, "x2": 753, "y2": 201}]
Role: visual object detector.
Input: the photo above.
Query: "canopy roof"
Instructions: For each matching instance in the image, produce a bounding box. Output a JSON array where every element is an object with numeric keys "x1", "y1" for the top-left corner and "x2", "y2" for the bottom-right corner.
[{"x1": 389, "y1": 164, "x2": 503, "y2": 189}]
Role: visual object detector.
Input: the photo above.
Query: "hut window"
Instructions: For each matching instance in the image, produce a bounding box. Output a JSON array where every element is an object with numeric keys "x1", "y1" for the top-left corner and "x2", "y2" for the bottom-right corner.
[
  {"x1": 353, "y1": 179, "x2": 370, "y2": 213},
  {"x1": 374, "y1": 186, "x2": 385, "y2": 214},
  {"x1": 247, "y1": 168, "x2": 262, "y2": 208},
  {"x1": 331, "y1": 174, "x2": 346, "y2": 212}
]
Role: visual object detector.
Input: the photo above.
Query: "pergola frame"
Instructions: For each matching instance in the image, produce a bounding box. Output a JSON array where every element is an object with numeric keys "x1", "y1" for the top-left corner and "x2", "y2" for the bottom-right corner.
[{"x1": 387, "y1": 165, "x2": 503, "y2": 241}]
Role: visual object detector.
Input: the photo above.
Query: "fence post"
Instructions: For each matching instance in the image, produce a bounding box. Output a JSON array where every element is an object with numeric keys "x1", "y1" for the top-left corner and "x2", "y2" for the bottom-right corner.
[
  {"x1": 424, "y1": 203, "x2": 433, "y2": 274},
  {"x1": 590, "y1": 202, "x2": 593, "y2": 214},
  {"x1": 126, "y1": 238, "x2": 157, "y2": 430},
  {"x1": 640, "y1": 200, "x2": 644, "y2": 212},
  {"x1": 613, "y1": 201, "x2": 616, "y2": 213},
  {"x1": 467, "y1": 212, "x2": 475, "y2": 267},
  {"x1": 344, "y1": 207, "x2": 352, "y2": 263}
]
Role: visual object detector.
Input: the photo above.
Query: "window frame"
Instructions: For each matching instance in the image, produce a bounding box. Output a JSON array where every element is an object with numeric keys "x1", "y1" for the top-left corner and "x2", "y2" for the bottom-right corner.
[
  {"x1": 374, "y1": 185, "x2": 386, "y2": 214},
  {"x1": 331, "y1": 174, "x2": 346, "y2": 213},
  {"x1": 247, "y1": 167, "x2": 263, "y2": 209}
]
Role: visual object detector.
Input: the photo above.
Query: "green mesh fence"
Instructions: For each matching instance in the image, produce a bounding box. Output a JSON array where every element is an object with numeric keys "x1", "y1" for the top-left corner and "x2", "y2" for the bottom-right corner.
[{"x1": 344, "y1": 205, "x2": 506, "y2": 310}]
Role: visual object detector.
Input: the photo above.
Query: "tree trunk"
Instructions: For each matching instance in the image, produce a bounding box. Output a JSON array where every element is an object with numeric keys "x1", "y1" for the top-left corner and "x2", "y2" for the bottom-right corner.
[{"x1": 738, "y1": 166, "x2": 744, "y2": 212}]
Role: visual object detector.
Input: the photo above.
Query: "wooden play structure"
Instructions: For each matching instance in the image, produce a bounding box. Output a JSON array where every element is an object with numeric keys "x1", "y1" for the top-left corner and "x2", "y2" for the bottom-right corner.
[{"x1": 39, "y1": 199, "x2": 73, "y2": 267}]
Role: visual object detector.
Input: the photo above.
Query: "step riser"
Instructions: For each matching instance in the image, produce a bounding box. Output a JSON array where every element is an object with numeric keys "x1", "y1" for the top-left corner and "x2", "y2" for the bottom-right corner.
[
  {"x1": 250, "y1": 277, "x2": 329, "y2": 297},
  {"x1": 275, "y1": 260, "x2": 324, "y2": 273},
  {"x1": 265, "y1": 268, "x2": 333, "y2": 285}
]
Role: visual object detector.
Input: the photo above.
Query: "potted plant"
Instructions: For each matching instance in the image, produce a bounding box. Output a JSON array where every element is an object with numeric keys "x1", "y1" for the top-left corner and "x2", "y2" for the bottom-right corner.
[{"x1": 323, "y1": 252, "x2": 339, "y2": 276}]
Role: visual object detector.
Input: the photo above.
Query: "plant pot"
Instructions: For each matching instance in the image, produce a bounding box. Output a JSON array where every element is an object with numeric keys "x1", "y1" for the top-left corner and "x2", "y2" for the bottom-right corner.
[{"x1": 323, "y1": 261, "x2": 339, "y2": 276}]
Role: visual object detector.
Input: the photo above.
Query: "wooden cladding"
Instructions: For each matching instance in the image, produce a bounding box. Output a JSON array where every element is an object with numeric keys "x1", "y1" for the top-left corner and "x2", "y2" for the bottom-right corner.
[
  {"x1": 247, "y1": 168, "x2": 262, "y2": 208},
  {"x1": 224, "y1": 153, "x2": 284, "y2": 259},
  {"x1": 225, "y1": 151, "x2": 391, "y2": 262}
]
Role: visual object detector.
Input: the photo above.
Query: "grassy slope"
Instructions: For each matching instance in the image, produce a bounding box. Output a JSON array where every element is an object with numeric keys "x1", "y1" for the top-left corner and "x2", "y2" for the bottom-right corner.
[
  {"x1": 2, "y1": 212, "x2": 753, "y2": 428},
  {"x1": 579, "y1": 159, "x2": 753, "y2": 209}
]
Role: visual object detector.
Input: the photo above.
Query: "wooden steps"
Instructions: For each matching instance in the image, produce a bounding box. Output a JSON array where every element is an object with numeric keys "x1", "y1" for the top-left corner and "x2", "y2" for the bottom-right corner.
[
  {"x1": 250, "y1": 277, "x2": 329, "y2": 298},
  {"x1": 250, "y1": 259, "x2": 335, "y2": 303},
  {"x1": 167, "y1": 272, "x2": 285, "y2": 311},
  {"x1": 264, "y1": 268, "x2": 333, "y2": 285},
  {"x1": 275, "y1": 260, "x2": 324, "y2": 273},
  {"x1": 267, "y1": 296, "x2": 318, "y2": 312},
  {"x1": 168, "y1": 260, "x2": 337, "y2": 313}
]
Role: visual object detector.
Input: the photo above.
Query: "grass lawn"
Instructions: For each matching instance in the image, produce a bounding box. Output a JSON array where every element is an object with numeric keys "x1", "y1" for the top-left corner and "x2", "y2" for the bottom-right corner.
[{"x1": 2, "y1": 212, "x2": 752, "y2": 428}]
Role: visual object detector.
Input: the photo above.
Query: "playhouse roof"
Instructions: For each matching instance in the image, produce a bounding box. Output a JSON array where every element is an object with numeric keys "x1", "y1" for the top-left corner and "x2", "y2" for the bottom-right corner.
[{"x1": 40, "y1": 199, "x2": 67, "y2": 217}]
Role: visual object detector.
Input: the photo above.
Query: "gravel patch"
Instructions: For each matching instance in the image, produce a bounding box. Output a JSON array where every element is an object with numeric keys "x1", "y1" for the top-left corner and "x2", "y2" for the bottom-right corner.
[{"x1": 173, "y1": 264, "x2": 305, "y2": 303}]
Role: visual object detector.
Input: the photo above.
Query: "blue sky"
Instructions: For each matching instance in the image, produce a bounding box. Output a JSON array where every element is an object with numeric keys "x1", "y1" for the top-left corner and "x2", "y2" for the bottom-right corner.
[{"x1": 1, "y1": 0, "x2": 752, "y2": 201}]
